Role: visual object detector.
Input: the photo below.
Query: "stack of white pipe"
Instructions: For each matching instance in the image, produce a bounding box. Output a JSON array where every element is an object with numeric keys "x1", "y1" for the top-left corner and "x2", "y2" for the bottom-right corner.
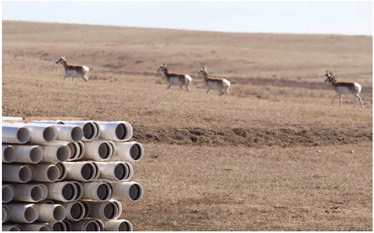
[{"x1": 2, "y1": 119, "x2": 144, "y2": 231}]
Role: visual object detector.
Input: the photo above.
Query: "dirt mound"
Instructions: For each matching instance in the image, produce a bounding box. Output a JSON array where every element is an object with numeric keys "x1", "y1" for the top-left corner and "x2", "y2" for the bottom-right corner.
[{"x1": 133, "y1": 125, "x2": 372, "y2": 147}]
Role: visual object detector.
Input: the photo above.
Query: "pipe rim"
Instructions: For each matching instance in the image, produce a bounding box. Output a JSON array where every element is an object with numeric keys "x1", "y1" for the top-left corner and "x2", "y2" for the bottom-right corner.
[
  {"x1": 51, "y1": 221, "x2": 67, "y2": 231},
  {"x1": 43, "y1": 126, "x2": 57, "y2": 142},
  {"x1": 68, "y1": 202, "x2": 86, "y2": 221},
  {"x1": 118, "y1": 220, "x2": 133, "y2": 231},
  {"x1": 82, "y1": 122, "x2": 97, "y2": 141},
  {"x1": 29, "y1": 147, "x2": 43, "y2": 163},
  {"x1": 30, "y1": 185, "x2": 45, "y2": 202},
  {"x1": 62, "y1": 183, "x2": 76, "y2": 201},
  {"x1": 55, "y1": 163, "x2": 67, "y2": 181},
  {"x1": 46, "y1": 165, "x2": 60, "y2": 182},
  {"x1": 98, "y1": 142, "x2": 112, "y2": 160},
  {"x1": 56, "y1": 146, "x2": 70, "y2": 162},
  {"x1": 128, "y1": 183, "x2": 143, "y2": 202},
  {"x1": 76, "y1": 141, "x2": 85, "y2": 160},
  {"x1": 103, "y1": 202, "x2": 117, "y2": 220},
  {"x1": 67, "y1": 142, "x2": 78, "y2": 160},
  {"x1": 53, "y1": 205, "x2": 66, "y2": 221},
  {"x1": 96, "y1": 182, "x2": 112, "y2": 201},
  {"x1": 81, "y1": 163, "x2": 96, "y2": 181},
  {"x1": 114, "y1": 163, "x2": 127, "y2": 181},
  {"x1": 129, "y1": 143, "x2": 144, "y2": 161},
  {"x1": 115, "y1": 123, "x2": 128, "y2": 140},
  {"x1": 19, "y1": 166, "x2": 32, "y2": 183},
  {"x1": 72, "y1": 182, "x2": 83, "y2": 200},
  {"x1": 17, "y1": 127, "x2": 30, "y2": 143},
  {"x1": 71, "y1": 126, "x2": 83, "y2": 142},
  {"x1": 85, "y1": 221, "x2": 100, "y2": 231},
  {"x1": 2, "y1": 185, "x2": 14, "y2": 203},
  {"x1": 3, "y1": 146, "x2": 16, "y2": 163},
  {"x1": 24, "y1": 205, "x2": 39, "y2": 223}
]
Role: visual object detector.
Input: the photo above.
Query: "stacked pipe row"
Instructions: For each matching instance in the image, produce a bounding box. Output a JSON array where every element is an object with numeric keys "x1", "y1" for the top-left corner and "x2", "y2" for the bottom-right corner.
[{"x1": 2, "y1": 120, "x2": 144, "y2": 231}]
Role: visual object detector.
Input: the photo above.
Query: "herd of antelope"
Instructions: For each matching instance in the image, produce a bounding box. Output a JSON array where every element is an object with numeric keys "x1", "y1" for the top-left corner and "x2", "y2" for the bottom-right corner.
[{"x1": 55, "y1": 56, "x2": 364, "y2": 108}]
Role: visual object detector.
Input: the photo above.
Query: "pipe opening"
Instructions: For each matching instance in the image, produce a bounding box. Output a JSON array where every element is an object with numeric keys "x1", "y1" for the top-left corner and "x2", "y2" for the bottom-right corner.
[
  {"x1": 103, "y1": 203, "x2": 117, "y2": 220},
  {"x1": 81, "y1": 163, "x2": 95, "y2": 180},
  {"x1": 56, "y1": 146, "x2": 69, "y2": 162},
  {"x1": 98, "y1": 143, "x2": 111, "y2": 159},
  {"x1": 30, "y1": 186, "x2": 44, "y2": 202},
  {"x1": 130, "y1": 144, "x2": 142, "y2": 160},
  {"x1": 86, "y1": 222, "x2": 99, "y2": 231},
  {"x1": 71, "y1": 127, "x2": 83, "y2": 142},
  {"x1": 2, "y1": 186, "x2": 14, "y2": 203},
  {"x1": 3, "y1": 146, "x2": 16, "y2": 163},
  {"x1": 52, "y1": 222, "x2": 66, "y2": 231},
  {"x1": 19, "y1": 166, "x2": 32, "y2": 183},
  {"x1": 43, "y1": 127, "x2": 56, "y2": 142},
  {"x1": 67, "y1": 142, "x2": 77, "y2": 159},
  {"x1": 97, "y1": 183, "x2": 111, "y2": 201},
  {"x1": 115, "y1": 123, "x2": 127, "y2": 140},
  {"x1": 114, "y1": 163, "x2": 127, "y2": 180},
  {"x1": 17, "y1": 127, "x2": 30, "y2": 143},
  {"x1": 24, "y1": 206, "x2": 38, "y2": 223},
  {"x1": 129, "y1": 183, "x2": 143, "y2": 201},
  {"x1": 29, "y1": 147, "x2": 43, "y2": 163},
  {"x1": 53, "y1": 205, "x2": 66, "y2": 221},
  {"x1": 62, "y1": 184, "x2": 75, "y2": 201},
  {"x1": 47, "y1": 166, "x2": 60, "y2": 182},
  {"x1": 70, "y1": 202, "x2": 85, "y2": 220},
  {"x1": 118, "y1": 221, "x2": 131, "y2": 231},
  {"x1": 83, "y1": 123, "x2": 95, "y2": 140}
]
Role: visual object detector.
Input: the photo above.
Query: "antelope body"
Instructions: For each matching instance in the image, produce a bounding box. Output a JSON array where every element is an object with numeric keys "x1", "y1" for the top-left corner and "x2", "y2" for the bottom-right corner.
[
  {"x1": 157, "y1": 64, "x2": 192, "y2": 91},
  {"x1": 324, "y1": 70, "x2": 363, "y2": 108},
  {"x1": 198, "y1": 66, "x2": 231, "y2": 95},
  {"x1": 56, "y1": 56, "x2": 89, "y2": 82}
]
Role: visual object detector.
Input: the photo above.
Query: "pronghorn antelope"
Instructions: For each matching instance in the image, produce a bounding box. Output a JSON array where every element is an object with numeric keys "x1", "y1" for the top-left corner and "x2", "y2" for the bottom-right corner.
[
  {"x1": 56, "y1": 56, "x2": 89, "y2": 82},
  {"x1": 324, "y1": 70, "x2": 364, "y2": 108},
  {"x1": 197, "y1": 66, "x2": 231, "y2": 95},
  {"x1": 157, "y1": 63, "x2": 192, "y2": 91}
]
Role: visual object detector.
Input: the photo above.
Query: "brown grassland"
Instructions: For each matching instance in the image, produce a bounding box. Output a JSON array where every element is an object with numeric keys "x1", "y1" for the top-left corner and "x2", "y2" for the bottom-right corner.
[{"x1": 2, "y1": 21, "x2": 372, "y2": 230}]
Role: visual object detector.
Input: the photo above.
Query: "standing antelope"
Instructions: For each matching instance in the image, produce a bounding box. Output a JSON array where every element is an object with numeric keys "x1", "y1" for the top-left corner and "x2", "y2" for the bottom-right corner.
[
  {"x1": 197, "y1": 66, "x2": 231, "y2": 95},
  {"x1": 324, "y1": 70, "x2": 364, "y2": 108},
  {"x1": 157, "y1": 63, "x2": 192, "y2": 91},
  {"x1": 56, "y1": 56, "x2": 89, "y2": 82}
]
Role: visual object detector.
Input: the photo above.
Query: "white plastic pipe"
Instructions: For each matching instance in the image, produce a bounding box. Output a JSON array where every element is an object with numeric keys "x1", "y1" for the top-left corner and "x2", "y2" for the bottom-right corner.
[
  {"x1": 61, "y1": 220, "x2": 73, "y2": 231},
  {"x1": 108, "y1": 199, "x2": 123, "y2": 219},
  {"x1": 3, "y1": 206, "x2": 9, "y2": 223},
  {"x1": 96, "y1": 161, "x2": 133, "y2": 181},
  {"x1": 60, "y1": 201, "x2": 86, "y2": 221},
  {"x1": 40, "y1": 144, "x2": 70, "y2": 162},
  {"x1": 46, "y1": 181, "x2": 79, "y2": 202},
  {"x1": 35, "y1": 204, "x2": 66, "y2": 222},
  {"x1": 49, "y1": 120, "x2": 100, "y2": 141},
  {"x1": 12, "y1": 145, "x2": 43, "y2": 164},
  {"x1": 2, "y1": 124, "x2": 31, "y2": 144},
  {"x1": 113, "y1": 141, "x2": 144, "y2": 162},
  {"x1": 83, "y1": 140, "x2": 115, "y2": 161},
  {"x1": 2, "y1": 164, "x2": 33, "y2": 183},
  {"x1": 5, "y1": 123, "x2": 58, "y2": 143},
  {"x1": 103, "y1": 219, "x2": 133, "y2": 231},
  {"x1": 19, "y1": 223, "x2": 52, "y2": 231},
  {"x1": 96, "y1": 121, "x2": 133, "y2": 141},
  {"x1": 55, "y1": 162, "x2": 67, "y2": 181},
  {"x1": 112, "y1": 181, "x2": 144, "y2": 202},
  {"x1": 2, "y1": 145, "x2": 16, "y2": 163},
  {"x1": 4, "y1": 204, "x2": 39, "y2": 223},
  {"x1": 2, "y1": 224, "x2": 22, "y2": 231},
  {"x1": 54, "y1": 124, "x2": 83, "y2": 142},
  {"x1": 2, "y1": 184, "x2": 15, "y2": 203},
  {"x1": 63, "y1": 161, "x2": 98, "y2": 181},
  {"x1": 2, "y1": 116, "x2": 24, "y2": 121},
  {"x1": 84, "y1": 200, "x2": 121, "y2": 220},
  {"x1": 12, "y1": 184, "x2": 47, "y2": 202},
  {"x1": 31, "y1": 163, "x2": 61, "y2": 182},
  {"x1": 72, "y1": 219, "x2": 103, "y2": 231},
  {"x1": 81, "y1": 181, "x2": 112, "y2": 201}
]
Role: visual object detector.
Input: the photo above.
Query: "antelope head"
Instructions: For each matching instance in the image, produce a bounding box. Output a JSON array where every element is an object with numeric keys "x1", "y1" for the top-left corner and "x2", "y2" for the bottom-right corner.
[
  {"x1": 324, "y1": 70, "x2": 334, "y2": 83},
  {"x1": 197, "y1": 66, "x2": 208, "y2": 78},
  {"x1": 157, "y1": 63, "x2": 167, "y2": 73},
  {"x1": 56, "y1": 56, "x2": 67, "y2": 64}
]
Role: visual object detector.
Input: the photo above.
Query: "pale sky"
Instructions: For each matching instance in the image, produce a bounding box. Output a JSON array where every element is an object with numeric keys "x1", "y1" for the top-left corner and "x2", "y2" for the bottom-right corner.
[{"x1": 2, "y1": 1, "x2": 373, "y2": 35}]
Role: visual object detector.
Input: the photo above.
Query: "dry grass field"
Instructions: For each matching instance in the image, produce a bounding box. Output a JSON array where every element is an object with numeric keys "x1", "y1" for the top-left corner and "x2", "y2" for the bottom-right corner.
[{"x1": 2, "y1": 21, "x2": 372, "y2": 231}]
